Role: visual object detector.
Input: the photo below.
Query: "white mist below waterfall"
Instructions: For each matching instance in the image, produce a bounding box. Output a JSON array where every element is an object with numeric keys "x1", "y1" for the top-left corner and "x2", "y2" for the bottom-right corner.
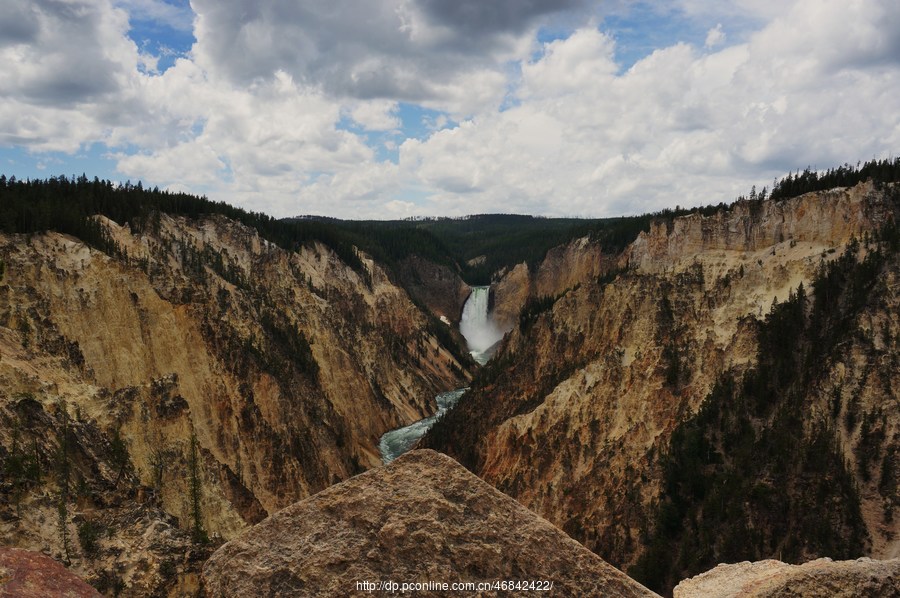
[{"x1": 460, "y1": 286, "x2": 504, "y2": 365}]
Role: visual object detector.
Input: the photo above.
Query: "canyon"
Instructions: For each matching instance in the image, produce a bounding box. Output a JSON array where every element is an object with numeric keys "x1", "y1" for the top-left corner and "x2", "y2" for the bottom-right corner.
[
  {"x1": 0, "y1": 173, "x2": 899, "y2": 596},
  {"x1": 424, "y1": 179, "x2": 900, "y2": 593}
]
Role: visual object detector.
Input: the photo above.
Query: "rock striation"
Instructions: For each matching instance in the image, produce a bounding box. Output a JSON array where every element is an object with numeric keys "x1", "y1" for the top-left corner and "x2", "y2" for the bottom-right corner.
[
  {"x1": 202, "y1": 449, "x2": 659, "y2": 597},
  {"x1": 0, "y1": 212, "x2": 470, "y2": 594},
  {"x1": 674, "y1": 557, "x2": 900, "y2": 597},
  {"x1": 491, "y1": 235, "x2": 614, "y2": 331},
  {"x1": 396, "y1": 254, "x2": 470, "y2": 324},
  {"x1": 424, "y1": 181, "x2": 900, "y2": 584},
  {"x1": 624, "y1": 182, "x2": 894, "y2": 272}
]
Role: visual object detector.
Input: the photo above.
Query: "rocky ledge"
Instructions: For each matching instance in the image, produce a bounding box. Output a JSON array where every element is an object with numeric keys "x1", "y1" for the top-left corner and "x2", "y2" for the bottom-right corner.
[
  {"x1": 674, "y1": 557, "x2": 900, "y2": 597},
  {"x1": 202, "y1": 449, "x2": 658, "y2": 597}
]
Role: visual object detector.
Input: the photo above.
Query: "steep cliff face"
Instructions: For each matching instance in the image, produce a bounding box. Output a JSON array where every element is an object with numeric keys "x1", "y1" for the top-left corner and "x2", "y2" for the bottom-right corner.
[
  {"x1": 0, "y1": 212, "x2": 470, "y2": 593},
  {"x1": 491, "y1": 236, "x2": 614, "y2": 331},
  {"x1": 425, "y1": 182, "x2": 899, "y2": 584},
  {"x1": 624, "y1": 183, "x2": 888, "y2": 271},
  {"x1": 396, "y1": 255, "x2": 470, "y2": 324}
]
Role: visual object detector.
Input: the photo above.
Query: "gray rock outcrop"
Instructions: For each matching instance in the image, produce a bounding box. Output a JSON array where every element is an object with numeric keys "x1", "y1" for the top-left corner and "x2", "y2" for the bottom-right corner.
[
  {"x1": 202, "y1": 449, "x2": 658, "y2": 597},
  {"x1": 674, "y1": 557, "x2": 900, "y2": 597}
]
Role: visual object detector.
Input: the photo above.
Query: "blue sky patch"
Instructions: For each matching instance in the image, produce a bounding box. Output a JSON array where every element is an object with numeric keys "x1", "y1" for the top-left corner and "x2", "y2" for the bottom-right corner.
[
  {"x1": 125, "y1": 0, "x2": 196, "y2": 72},
  {"x1": 0, "y1": 144, "x2": 119, "y2": 182},
  {"x1": 602, "y1": 3, "x2": 709, "y2": 71}
]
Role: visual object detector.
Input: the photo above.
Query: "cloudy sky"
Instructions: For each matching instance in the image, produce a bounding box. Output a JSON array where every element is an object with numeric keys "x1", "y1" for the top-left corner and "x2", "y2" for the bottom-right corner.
[{"x1": 1, "y1": 0, "x2": 899, "y2": 218}]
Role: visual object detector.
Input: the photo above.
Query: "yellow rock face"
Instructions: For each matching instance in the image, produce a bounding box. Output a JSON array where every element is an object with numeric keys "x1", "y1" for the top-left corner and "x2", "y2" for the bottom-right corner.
[
  {"x1": 0, "y1": 212, "x2": 470, "y2": 552},
  {"x1": 428, "y1": 182, "x2": 900, "y2": 569}
]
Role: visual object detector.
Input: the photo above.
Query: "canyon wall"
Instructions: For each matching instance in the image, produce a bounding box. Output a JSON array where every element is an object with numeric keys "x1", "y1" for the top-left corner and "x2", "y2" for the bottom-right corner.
[
  {"x1": 491, "y1": 235, "x2": 616, "y2": 331},
  {"x1": 2, "y1": 180, "x2": 898, "y2": 596},
  {"x1": 425, "y1": 181, "x2": 900, "y2": 591},
  {"x1": 0, "y1": 213, "x2": 470, "y2": 593},
  {"x1": 396, "y1": 254, "x2": 470, "y2": 324}
]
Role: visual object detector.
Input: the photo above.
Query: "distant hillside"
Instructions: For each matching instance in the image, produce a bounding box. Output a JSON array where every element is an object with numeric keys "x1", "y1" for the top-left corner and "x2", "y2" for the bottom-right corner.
[
  {"x1": 299, "y1": 158, "x2": 900, "y2": 285},
  {"x1": 7, "y1": 158, "x2": 899, "y2": 289},
  {"x1": 0, "y1": 176, "x2": 662, "y2": 291},
  {"x1": 326, "y1": 214, "x2": 655, "y2": 286},
  {"x1": 0, "y1": 175, "x2": 368, "y2": 277}
]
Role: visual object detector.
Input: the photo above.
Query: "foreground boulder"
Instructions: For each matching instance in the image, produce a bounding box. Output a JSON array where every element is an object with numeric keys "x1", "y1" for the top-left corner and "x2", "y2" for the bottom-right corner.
[
  {"x1": 202, "y1": 449, "x2": 658, "y2": 597},
  {"x1": 0, "y1": 547, "x2": 100, "y2": 597},
  {"x1": 674, "y1": 557, "x2": 900, "y2": 597}
]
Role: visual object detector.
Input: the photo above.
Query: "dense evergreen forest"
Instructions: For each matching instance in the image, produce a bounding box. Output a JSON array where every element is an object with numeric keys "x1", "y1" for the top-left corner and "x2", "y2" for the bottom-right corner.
[
  {"x1": 321, "y1": 214, "x2": 660, "y2": 285},
  {"x1": 0, "y1": 174, "x2": 367, "y2": 275},
  {"x1": 3, "y1": 157, "x2": 900, "y2": 287},
  {"x1": 769, "y1": 158, "x2": 900, "y2": 201}
]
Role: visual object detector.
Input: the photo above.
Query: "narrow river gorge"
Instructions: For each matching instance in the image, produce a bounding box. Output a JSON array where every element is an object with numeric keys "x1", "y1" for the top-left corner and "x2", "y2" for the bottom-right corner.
[{"x1": 379, "y1": 285, "x2": 501, "y2": 462}]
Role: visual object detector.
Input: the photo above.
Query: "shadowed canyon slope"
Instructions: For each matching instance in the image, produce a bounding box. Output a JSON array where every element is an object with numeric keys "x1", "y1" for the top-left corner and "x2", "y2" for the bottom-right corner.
[
  {"x1": 425, "y1": 180, "x2": 900, "y2": 593},
  {"x1": 491, "y1": 235, "x2": 616, "y2": 331},
  {"x1": 0, "y1": 211, "x2": 470, "y2": 593},
  {"x1": 202, "y1": 449, "x2": 659, "y2": 598}
]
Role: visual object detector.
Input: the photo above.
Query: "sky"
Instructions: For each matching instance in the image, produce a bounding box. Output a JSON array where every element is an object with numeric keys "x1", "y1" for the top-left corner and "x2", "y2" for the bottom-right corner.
[{"x1": 1, "y1": 0, "x2": 899, "y2": 219}]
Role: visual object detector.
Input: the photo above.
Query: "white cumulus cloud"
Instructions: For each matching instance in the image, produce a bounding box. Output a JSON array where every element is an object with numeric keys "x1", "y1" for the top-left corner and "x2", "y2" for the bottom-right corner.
[
  {"x1": 400, "y1": 0, "x2": 900, "y2": 217},
  {"x1": 705, "y1": 24, "x2": 725, "y2": 48},
  {"x1": 0, "y1": 0, "x2": 899, "y2": 218}
]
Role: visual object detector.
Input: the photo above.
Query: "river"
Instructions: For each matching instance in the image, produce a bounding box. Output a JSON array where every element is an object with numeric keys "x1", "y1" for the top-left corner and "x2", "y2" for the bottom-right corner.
[
  {"x1": 378, "y1": 285, "x2": 500, "y2": 463},
  {"x1": 378, "y1": 388, "x2": 467, "y2": 463}
]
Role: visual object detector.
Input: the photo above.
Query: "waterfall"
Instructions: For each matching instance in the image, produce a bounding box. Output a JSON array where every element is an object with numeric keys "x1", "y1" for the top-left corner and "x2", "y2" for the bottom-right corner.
[
  {"x1": 377, "y1": 288, "x2": 504, "y2": 463},
  {"x1": 459, "y1": 286, "x2": 504, "y2": 365}
]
